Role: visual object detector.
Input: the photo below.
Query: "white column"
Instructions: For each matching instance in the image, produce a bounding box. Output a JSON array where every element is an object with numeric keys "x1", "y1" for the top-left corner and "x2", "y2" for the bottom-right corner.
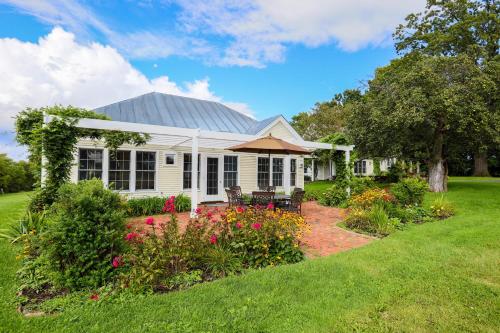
[
  {"x1": 41, "y1": 114, "x2": 49, "y2": 187},
  {"x1": 328, "y1": 159, "x2": 332, "y2": 179},
  {"x1": 345, "y1": 150, "x2": 351, "y2": 196},
  {"x1": 130, "y1": 150, "x2": 136, "y2": 193},
  {"x1": 102, "y1": 148, "x2": 109, "y2": 188},
  {"x1": 190, "y1": 130, "x2": 199, "y2": 218},
  {"x1": 284, "y1": 155, "x2": 291, "y2": 195},
  {"x1": 311, "y1": 159, "x2": 315, "y2": 181}
]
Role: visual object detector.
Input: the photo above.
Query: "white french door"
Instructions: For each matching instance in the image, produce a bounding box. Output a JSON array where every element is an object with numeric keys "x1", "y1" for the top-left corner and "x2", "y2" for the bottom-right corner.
[{"x1": 202, "y1": 154, "x2": 224, "y2": 202}]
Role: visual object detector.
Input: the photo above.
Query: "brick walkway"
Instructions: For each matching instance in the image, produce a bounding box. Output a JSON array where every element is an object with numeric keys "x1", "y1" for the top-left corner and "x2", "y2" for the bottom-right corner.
[
  {"x1": 129, "y1": 201, "x2": 374, "y2": 258},
  {"x1": 300, "y1": 201, "x2": 374, "y2": 258}
]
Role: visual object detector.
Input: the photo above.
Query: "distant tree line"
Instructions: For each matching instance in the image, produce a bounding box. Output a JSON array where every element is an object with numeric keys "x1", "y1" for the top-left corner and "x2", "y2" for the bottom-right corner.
[{"x1": 0, "y1": 154, "x2": 34, "y2": 194}]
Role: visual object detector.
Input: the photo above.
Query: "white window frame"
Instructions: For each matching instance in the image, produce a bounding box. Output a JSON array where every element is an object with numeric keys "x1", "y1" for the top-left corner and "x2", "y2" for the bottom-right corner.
[
  {"x1": 163, "y1": 151, "x2": 177, "y2": 166},
  {"x1": 223, "y1": 154, "x2": 239, "y2": 188},
  {"x1": 135, "y1": 150, "x2": 158, "y2": 192}
]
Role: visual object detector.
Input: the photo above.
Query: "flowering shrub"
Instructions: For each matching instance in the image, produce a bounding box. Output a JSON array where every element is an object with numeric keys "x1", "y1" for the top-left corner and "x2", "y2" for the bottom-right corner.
[
  {"x1": 120, "y1": 202, "x2": 308, "y2": 291},
  {"x1": 221, "y1": 206, "x2": 308, "y2": 267},
  {"x1": 349, "y1": 188, "x2": 394, "y2": 209},
  {"x1": 344, "y1": 205, "x2": 400, "y2": 237},
  {"x1": 430, "y1": 196, "x2": 455, "y2": 219}
]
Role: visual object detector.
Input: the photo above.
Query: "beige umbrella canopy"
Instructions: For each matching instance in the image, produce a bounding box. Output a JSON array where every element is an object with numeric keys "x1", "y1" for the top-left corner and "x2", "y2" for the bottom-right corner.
[{"x1": 228, "y1": 134, "x2": 311, "y2": 186}]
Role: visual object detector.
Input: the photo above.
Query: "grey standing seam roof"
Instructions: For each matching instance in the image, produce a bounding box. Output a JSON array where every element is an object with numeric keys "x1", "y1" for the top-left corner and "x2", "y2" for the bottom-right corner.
[{"x1": 93, "y1": 92, "x2": 275, "y2": 135}]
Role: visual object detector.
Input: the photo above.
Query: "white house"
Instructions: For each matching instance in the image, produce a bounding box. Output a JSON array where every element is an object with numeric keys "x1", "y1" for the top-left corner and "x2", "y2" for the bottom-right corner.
[
  {"x1": 304, "y1": 158, "x2": 396, "y2": 180},
  {"x1": 63, "y1": 92, "x2": 353, "y2": 215}
]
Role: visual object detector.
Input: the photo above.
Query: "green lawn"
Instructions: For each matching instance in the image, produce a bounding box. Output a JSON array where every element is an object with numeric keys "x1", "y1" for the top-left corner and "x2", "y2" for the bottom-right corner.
[{"x1": 1, "y1": 180, "x2": 499, "y2": 332}]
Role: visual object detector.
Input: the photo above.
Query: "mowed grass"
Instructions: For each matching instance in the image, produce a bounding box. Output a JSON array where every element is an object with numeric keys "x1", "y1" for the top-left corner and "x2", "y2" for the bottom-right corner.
[{"x1": 1, "y1": 180, "x2": 499, "y2": 332}]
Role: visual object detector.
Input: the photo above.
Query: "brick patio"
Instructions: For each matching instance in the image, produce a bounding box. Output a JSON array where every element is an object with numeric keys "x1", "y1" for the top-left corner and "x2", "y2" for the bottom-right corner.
[{"x1": 129, "y1": 201, "x2": 374, "y2": 258}]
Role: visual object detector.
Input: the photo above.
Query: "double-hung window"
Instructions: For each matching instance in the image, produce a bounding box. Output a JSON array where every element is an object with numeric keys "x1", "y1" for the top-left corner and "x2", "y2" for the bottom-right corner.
[
  {"x1": 78, "y1": 149, "x2": 103, "y2": 180},
  {"x1": 272, "y1": 158, "x2": 284, "y2": 187},
  {"x1": 224, "y1": 156, "x2": 238, "y2": 188},
  {"x1": 136, "y1": 151, "x2": 156, "y2": 190},
  {"x1": 109, "y1": 151, "x2": 131, "y2": 191},
  {"x1": 183, "y1": 153, "x2": 200, "y2": 189},
  {"x1": 354, "y1": 160, "x2": 367, "y2": 175},
  {"x1": 290, "y1": 159, "x2": 297, "y2": 186},
  {"x1": 257, "y1": 157, "x2": 270, "y2": 188}
]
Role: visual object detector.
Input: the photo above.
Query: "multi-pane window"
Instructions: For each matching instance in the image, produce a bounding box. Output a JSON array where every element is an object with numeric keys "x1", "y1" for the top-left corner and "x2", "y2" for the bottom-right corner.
[
  {"x1": 109, "y1": 151, "x2": 130, "y2": 190},
  {"x1": 224, "y1": 156, "x2": 238, "y2": 188},
  {"x1": 165, "y1": 153, "x2": 175, "y2": 165},
  {"x1": 78, "y1": 149, "x2": 103, "y2": 181},
  {"x1": 272, "y1": 158, "x2": 284, "y2": 187},
  {"x1": 257, "y1": 157, "x2": 270, "y2": 188},
  {"x1": 136, "y1": 151, "x2": 156, "y2": 190},
  {"x1": 183, "y1": 153, "x2": 200, "y2": 189},
  {"x1": 354, "y1": 160, "x2": 367, "y2": 174},
  {"x1": 290, "y1": 159, "x2": 297, "y2": 187}
]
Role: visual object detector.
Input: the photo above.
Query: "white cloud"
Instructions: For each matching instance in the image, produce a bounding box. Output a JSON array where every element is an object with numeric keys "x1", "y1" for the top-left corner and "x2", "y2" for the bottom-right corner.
[
  {"x1": 175, "y1": 0, "x2": 427, "y2": 66},
  {"x1": 3, "y1": 0, "x2": 427, "y2": 67},
  {"x1": 0, "y1": 28, "x2": 253, "y2": 159}
]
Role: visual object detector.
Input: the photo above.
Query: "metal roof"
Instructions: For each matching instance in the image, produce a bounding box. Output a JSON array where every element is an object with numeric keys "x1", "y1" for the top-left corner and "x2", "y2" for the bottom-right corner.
[{"x1": 93, "y1": 92, "x2": 279, "y2": 135}]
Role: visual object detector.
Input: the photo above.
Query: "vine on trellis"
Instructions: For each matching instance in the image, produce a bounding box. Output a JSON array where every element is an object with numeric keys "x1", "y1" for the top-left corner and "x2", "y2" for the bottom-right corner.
[{"x1": 16, "y1": 106, "x2": 150, "y2": 211}]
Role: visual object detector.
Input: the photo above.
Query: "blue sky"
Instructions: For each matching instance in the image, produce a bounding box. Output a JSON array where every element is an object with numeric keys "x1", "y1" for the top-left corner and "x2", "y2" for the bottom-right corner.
[{"x1": 0, "y1": 0, "x2": 425, "y2": 159}]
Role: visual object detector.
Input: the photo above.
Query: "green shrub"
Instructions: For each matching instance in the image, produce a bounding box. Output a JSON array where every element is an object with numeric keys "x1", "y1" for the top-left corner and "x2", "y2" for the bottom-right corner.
[
  {"x1": 344, "y1": 205, "x2": 399, "y2": 237},
  {"x1": 174, "y1": 193, "x2": 191, "y2": 212},
  {"x1": 391, "y1": 177, "x2": 428, "y2": 206},
  {"x1": 202, "y1": 246, "x2": 243, "y2": 278},
  {"x1": 387, "y1": 162, "x2": 406, "y2": 182},
  {"x1": 430, "y1": 195, "x2": 455, "y2": 219},
  {"x1": 41, "y1": 179, "x2": 127, "y2": 290},
  {"x1": 387, "y1": 205, "x2": 430, "y2": 224},
  {"x1": 126, "y1": 194, "x2": 191, "y2": 217},
  {"x1": 350, "y1": 177, "x2": 376, "y2": 195},
  {"x1": 318, "y1": 185, "x2": 348, "y2": 207},
  {"x1": 304, "y1": 189, "x2": 322, "y2": 201},
  {"x1": 126, "y1": 197, "x2": 164, "y2": 216}
]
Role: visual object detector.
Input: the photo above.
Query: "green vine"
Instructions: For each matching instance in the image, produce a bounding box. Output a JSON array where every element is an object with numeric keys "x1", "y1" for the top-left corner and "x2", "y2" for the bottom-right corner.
[
  {"x1": 16, "y1": 106, "x2": 150, "y2": 211},
  {"x1": 314, "y1": 132, "x2": 355, "y2": 187}
]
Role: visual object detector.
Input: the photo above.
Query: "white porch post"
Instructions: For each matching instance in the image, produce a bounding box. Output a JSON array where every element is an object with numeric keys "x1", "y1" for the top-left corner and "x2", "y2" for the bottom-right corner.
[
  {"x1": 190, "y1": 129, "x2": 199, "y2": 218},
  {"x1": 41, "y1": 113, "x2": 49, "y2": 187},
  {"x1": 102, "y1": 148, "x2": 109, "y2": 188},
  {"x1": 284, "y1": 155, "x2": 291, "y2": 195},
  {"x1": 345, "y1": 149, "x2": 351, "y2": 196},
  {"x1": 311, "y1": 158, "x2": 315, "y2": 181}
]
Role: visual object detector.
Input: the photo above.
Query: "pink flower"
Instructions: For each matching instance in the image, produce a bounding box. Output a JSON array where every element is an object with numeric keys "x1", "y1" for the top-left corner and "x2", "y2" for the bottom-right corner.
[
  {"x1": 236, "y1": 206, "x2": 245, "y2": 213},
  {"x1": 251, "y1": 223, "x2": 262, "y2": 230},
  {"x1": 207, "y1": 211, "x2": 213, "y2": 218},
  {"x1": 90, "y1": 293, "x2": 99, "y2": 301},
  {"x1": 235, "y1": 222, "x2": 242, "y2": 229},
  {"x1": 112, "y1": 256, "x2": 123, "y2": 268},
  {"x1": 220, "y1": 212, "x2": 226, "y2": 218},
  {"x1": 163, "y1": 196, "x2": 176, "y2": 213},
  {"x1": 145, "y1": 216, "x2": 154, "y2": 225},
  {"x1": 211, "y1": 218, "x2": 218, "y2": 223},
  {"x1": 125, "y1": 232, "x2": 139, "y2": 241},
  {"x1": 210, "y1": 234, "x2": 217, "y2": 244},
  {"x1": 195, "y1": 207, "x2": 202, "y2": 214},
  {"x1": 267, "y1": 202, "x2": 274, "y2": 210},
  {"x1": 255, "y1": 204, "x2": 262, "y2": 210}
]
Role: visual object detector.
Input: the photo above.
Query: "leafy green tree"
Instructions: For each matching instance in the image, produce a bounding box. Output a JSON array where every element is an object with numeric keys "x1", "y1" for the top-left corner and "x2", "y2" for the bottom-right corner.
[
  {"x1": 291, "y1": 90, "x2": 361, "y2": 141},
  {"x1": 0, "y1": 154, "x2": 34, "y2": 193},
  {"x1": 348, "y1": 53, "x2": 496, "y2": 191},
  {"x1": 394, "y1": 0, "x2": 500, "y2": 176}
]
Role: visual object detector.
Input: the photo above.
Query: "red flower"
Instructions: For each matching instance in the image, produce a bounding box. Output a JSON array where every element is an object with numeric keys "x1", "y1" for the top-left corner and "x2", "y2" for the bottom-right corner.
[
  {"x1": 235, "y1": 222, "x2": 242, "y2": 229},
  {"x1": 125, "y1": 232, "x2": 139, "y2": 241},
  {"x1": 195, "y1": 207, "x2": 202, "y2": 214},
  {"x1": 163, "y1": 196, "x2": 176, "y2": 213},
  {"x1": 145, "y1": 216, "x2": 154, "y2": 225},
  {"x1": 210, "y1": 234, "x2": 217, "y2": 244},
  {"x1": 236, "y1": 206, "x2": 245, "y2": 213},
  {"x1": 251, "y1": 223, "x2": 262, "y2": 230},
  {"x1": 90, "y1": 293, "x2": 99, "y2": 301},
  {"x1": 267, "y1": 202, "x2": 274, "y2": 210},
  {"x1": 126, "y1": 224, "x2": 132, "y2": 229},
  {"x1": 207, "y1": 211, "x2": 213, "y2": 218},
  {"x1": 112, "y1": 256, "x2": 123, "y2": 268}
]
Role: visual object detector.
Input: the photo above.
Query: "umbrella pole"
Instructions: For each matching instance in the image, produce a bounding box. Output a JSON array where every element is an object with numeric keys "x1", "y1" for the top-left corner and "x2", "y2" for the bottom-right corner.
[{"x1": 268, "y1": 151, "x2": 272, "y2": 187}]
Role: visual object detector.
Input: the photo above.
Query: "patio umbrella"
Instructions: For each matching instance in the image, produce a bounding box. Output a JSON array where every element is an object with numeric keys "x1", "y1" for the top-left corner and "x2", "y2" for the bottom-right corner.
[{"x1": 227, "y1": 134, "x2": 311, "y2": 187}]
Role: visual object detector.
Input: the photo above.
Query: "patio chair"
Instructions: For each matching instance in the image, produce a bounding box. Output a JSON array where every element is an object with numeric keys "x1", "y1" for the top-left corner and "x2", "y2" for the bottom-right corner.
[
  {"x1": 251, "y1": 191, "x2": 275, "y2": 206},
  {"x1": 258, "y1": 185, "x2": 276, "y2": 192},
  {"x1": 280, "y1": 190, "x2": 305, "y2": 214},
  {"x1": 225, "y1": 188, "x2": 243, "y2": 208},
  {"x1": 229, "y1": 186, "x2": 244, "y2": 206}
]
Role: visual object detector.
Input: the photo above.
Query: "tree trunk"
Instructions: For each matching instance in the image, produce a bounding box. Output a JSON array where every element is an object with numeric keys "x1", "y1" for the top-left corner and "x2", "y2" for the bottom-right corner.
[
  {"x1": 473, "y1": 151, "x2": 490, "y2": 177},
  {"x1": 428, "y1": 129, "x2": 447, "y2": 192},
  {"x1": 428, "y1": 159, "x2": 447, "y2": 192}
]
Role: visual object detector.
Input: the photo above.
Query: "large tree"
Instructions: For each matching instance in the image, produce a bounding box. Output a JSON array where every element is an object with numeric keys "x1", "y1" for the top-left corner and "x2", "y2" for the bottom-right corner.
[
  {"x1": 394, "y1": 0, "x2": 500, "y2": 176},
  {"x1": 348, "y1": 53, "x2": 496, "y2": 191},
  {"x1": 291, "y1": 89, "x2": 361, "y2": 141}
]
